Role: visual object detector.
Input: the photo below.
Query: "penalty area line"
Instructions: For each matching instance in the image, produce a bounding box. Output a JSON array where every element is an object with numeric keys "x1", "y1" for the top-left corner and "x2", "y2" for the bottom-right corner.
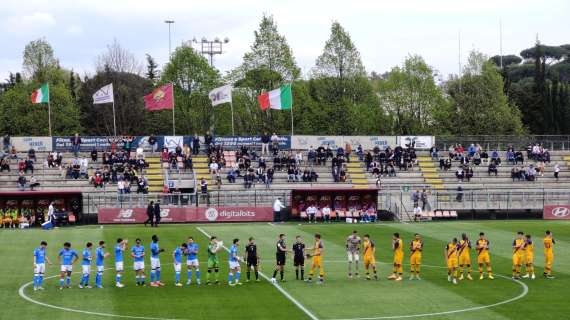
[{"x1": 196, "y1": 226, "x2": 319, "y2": 320}]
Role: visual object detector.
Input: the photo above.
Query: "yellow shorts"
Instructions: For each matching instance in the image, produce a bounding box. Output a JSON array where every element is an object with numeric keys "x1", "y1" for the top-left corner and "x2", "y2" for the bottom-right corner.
[
  {"x1": 525, "y1": 254, "x2": 534, "y2": 264},
  {"x1": 477, "y1": 253, "x2": 490, "y2": 264},
  {"x1": 512, "y1": 254, "x2": 524, "y2": 266},
  {"x1": 393, "y1": 252, "x2": 403, "y2": 265},
  {"x1": 459, "y1": 254, "x2": 471, "y2": 265},
  {"x1": 447, "y1": 258, "x2": 458, "y2": 269},
  {"x1": 364, "y1": 256, "x2": 376, "y2": 267},
  {"x1": 410, "y1": 253, "x2": 422, "y2": 265},
  {"x1": 312, "y1": 256, "x2": 323, "y2": 268}
]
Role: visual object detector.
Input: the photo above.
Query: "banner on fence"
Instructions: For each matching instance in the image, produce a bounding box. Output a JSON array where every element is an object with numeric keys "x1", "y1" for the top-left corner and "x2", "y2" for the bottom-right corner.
[
  {"x1": 213, "y1": 136, "x2": 291, "y2": 149},
  {"x1": 98, "y1": 206, "x2": 274, "y2": 224},
  {"x1": 291, "y1": 136, "x2": 397, "y2": 150},
  {"x1": 543, "y1": 205, "x2": 570, "y2": 220},
  {"x1": 397, "y1": 136, "x2": 434, "y2": 149},
  {"x1": 12, "y1": 137, "x2": 53, "y2": 152}
]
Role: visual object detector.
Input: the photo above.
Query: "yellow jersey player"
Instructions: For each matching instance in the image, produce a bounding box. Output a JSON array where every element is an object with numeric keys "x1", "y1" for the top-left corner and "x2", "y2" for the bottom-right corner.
[
  {"x1": 522, "y1": 234, "x2": 535, "y2": 279},
  {"x1": 445, "y1": 238, "x2": 459, "y2": 285},
  {"x1": 388, "y1": 233, "x2": 403, "y2": 281},
  {"x1": 512, "y1": 231, "x2": 525, "y2": 279},
  {"x1": 458, "y1": 233, "x2": 473, "y2": 280},
  {"x1": 409, "y1": 233, "x2": 423, "y2": 280},
  {"x1": 543, "y1": 230, "x2": 555, "y2": 279},
  {"x1": 306, "y1": 233, "x2": 325, "y2": 284},
  {"x1": 362, "y1": 234, "x2": 378, "y2": 280},
  {"x1": 476, "y1": 232, "x2": 493, "y2": 280}
]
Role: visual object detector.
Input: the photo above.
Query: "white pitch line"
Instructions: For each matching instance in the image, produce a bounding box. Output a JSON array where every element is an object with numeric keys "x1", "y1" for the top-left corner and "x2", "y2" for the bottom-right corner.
[{"x1": 196, "y1": 226, "x2": 319, "y2": 320}]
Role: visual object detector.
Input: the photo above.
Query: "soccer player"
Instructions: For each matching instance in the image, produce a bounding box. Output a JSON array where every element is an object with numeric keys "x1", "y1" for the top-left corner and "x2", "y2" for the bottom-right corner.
[
  {"x1": 185, "y1": 237, "x2": 201, "y2": 285},
  {"x1": 245, "y1": 237, "x2": 260, "y2": 282},
  {"x1": 58, "y1": 242, "x2": 79, "y2": 290},
  {"x1": 387, "y1": 233, "x2": 403, "y2": 281},
  {"x1": 306, "y1": 233, "x2": 325, "y2": 284},
  {"x1": 206, "y1": 236, "x2": 221, "y2": 285},
  {"x1": 362, "y1": 234, "x2": 378, "y2": 280},
  {"x1": 409, "y1": 233, "x2": 423, "y2": 280},
  {"x1": 173, "y1": 243, "x2": 185, "y2": 286},
  {"x1": 79, "y1": 242, "x2": 93, "y2": 289},
  {"x1": 95, "y1": 241, "x2": 110, "y2": 288},
  {"x1": 131, "y1": 238, "x2": 146, "y2": 286},
  {"x1": 293, "y1": 236, "x2": 306, "y2": 280},
  {"x1": 115, "y1": 238, "x2": 128, "y2": 287},
  {"x1": 33, "y1": 241, "x2": 52, "y2": 291},
  {"x1": 228, "y1": 238, "x2": 242, "y2": 286},
  {"x1": 522, "y1": 234, "x2": 535, "y2": 279},
  {"x1": 445, "y1": 238, "x2": 459, "y2": 285},
  {"x1": 346, "y1": 230, "x2": 361, "y2": 279},
  {"x1": 476, "y1": 232, "x2": 493, "y2": 280},
  {"x1": 543, "y1": 230, "x2": 555, "y2": 279},
  {"x1": 512, "y1": 231, "x2": 525, "y2": 280},
  {"x1": 272, "y1": 234, "x2": 288, "y2": 283},
  {"x1": 150, "y1": 235, "x2": 165, "y2": 287},
  {"x1": 458, "y1": 233, "x2": 473, "y2": 280}
]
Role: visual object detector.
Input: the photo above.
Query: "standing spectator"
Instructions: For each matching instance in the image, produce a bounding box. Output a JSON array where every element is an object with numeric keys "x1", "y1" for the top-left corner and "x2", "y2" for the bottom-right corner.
[
  {"x1": 271, "y1": 133, "x2": 279, "y2": 153},
  {"x1": 192, "y1": 133, "x2": 200, "y2": 155},
  {"x1": 420, "y1": 189, "x2": 428, "y2": 211},
  {"x1": 204, "y1": 131, "x2": 213, "y2": 154},
  {"x1": 273, "y1": 197, "x2": 285, "y2": 222},
  {"x1": 411, "y1": 190, "x2": 420, "y2": 208},
  {"x1": 144, "y1": 201, "x2": 154, "y2": 227},
  {"x1": 71, "y1": 133, "x2": 81, "y2": 157},
  {"x1": 554, "y1": 163, "x2": 560, "y2": 181},
  {"x1": 261, "y1": 132, "x2": 270, "y2": 155},
  {"x1": 148, "y1": 135, "x2": 157, "y2": 154},
  {"x1": 2, "y1": 134, "x2": 10, "y2": 152},
  {"x1": 90, "y1": 148, "x2": 98, "y2": 162},
  {"x1": 153, "y1": 201, "x2": 161, "y2": 227}
]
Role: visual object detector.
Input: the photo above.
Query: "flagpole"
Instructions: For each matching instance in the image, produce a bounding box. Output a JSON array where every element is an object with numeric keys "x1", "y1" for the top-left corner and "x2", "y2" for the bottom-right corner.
[
  {"x1": 230, "y1": 101, "x2": 235, "y2": 135},
  {"x1": 290, "y1": 104, "x2": 294, "y2": 136},
  {"x1": 171, "y1": 82, "x2": 176, "y2": 135},
  {"x1": 47, "y1": 83, "x2": 52, "y2": 136},
  {"x1": 112, "y1": 100, "x2": 117, "y2": 137}
]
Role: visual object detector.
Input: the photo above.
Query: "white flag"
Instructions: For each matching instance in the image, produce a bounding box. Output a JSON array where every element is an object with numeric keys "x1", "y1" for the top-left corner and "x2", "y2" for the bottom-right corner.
[
  {"x1": 93, "y1": 83, "x2": 114, "y2": 104},
  {"x1": 208, "y1": 85, "x2": 232, "y2": 106}
]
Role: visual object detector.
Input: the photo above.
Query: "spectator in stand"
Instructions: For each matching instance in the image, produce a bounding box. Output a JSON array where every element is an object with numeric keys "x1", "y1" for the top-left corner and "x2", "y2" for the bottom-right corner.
[
  {"x1": 455, "y1": 167, "x2": 464, "y2": 182},
  {"x1": 191, "y1": 133, "x2": 200, "y2": 155},
  {"x1": 9, "y1": 146, "x2": 17, "y2": 159},
  {"x1": 488, "y1": 162, "x2": 498, "y2": 176},
  {"x1": 90, "y1": 148, "x2": 98, "y2": 162},
  {"x1": 491, "y1": 150, "x2": 501, "y2": 165},
  {"x1": 506, "y1": 150, "x2": 515, "y2": 165},
  {"x1": 137, "y1": 176, "x2": 148, "y2": 194},
  {"x1": 456, "y1": 184, "x2": 464, "y2": 202},
  {"x1": 0, "y1": 158, "x2": 10, "y2": 172},
  {"x1": 71, "y1": 133, "x2": 81, "y2": 157},
  {"x1": 2, "y1": 134, "x2": 10, "y2": 152},
  {"x1": 24, "y1": 158, "x2": 34, "y2": 174},
  {"x1": 473, "y1": 152, "x2": 481, "y2": 166},
  {"x1": 227, "y1": 168, "x2": 237, "y2": 183},
  {"x1": 345, "y1": 143, "x2": 352, "y2": 162},
  {"x1": 554, "y1": 163, "x2": 560, "y2": 180},
  {"x1": 200, "y1": 177, "x2": 208, "y2": 194},
  {"x1": 430, "y1": 146, "x2": 439, "y2": 160},
  {"x1": 465, "y1": 166, "x2": 473, "y2": 182},
  {"x1": 261, "y1": 132, "x2": 270, "y2": 155},
  {"x1": 266, "y1": 167, "x2": 274, "y2": 188},
  {"x1": 270, "y1": 133, "x2": 279, "y2": 153},
  {"x1": 356, "y1": 144, "x2": 363, "y2": 161},
  {"x1": 204, "y1": 131, "x2": 213, "y2": 154},
  {"x1": 29, "y1": 175, "x2": 40, "y2": 191},
  {"x1": 17, "y1": 172, "x2": 27, "y2": 191},
  {"x1": 148, "y1": 135, "x2": 157, "y2": 154},
  {"x1": 28, "y1": 148, "x2": 36, "y2": 162}
]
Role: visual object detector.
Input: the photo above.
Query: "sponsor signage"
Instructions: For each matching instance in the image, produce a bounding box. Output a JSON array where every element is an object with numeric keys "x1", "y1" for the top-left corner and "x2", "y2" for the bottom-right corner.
[
  {"x1": 12, "y1": 137, "x2": 53, "y2": 152},
  {"x1": 397, "y1": 136, "x2": 435, "y2": 149},
  {"x1": 98, "y1": 206, "x2": 273, "y2": 224},
  {"x1": 213, "y1": 136, "x2": 291, "y2": 149},
  {"x1": 291, "y1": 136, "x2": 397, "y2": 150},
  {"x1": 543, "y1": 205, "x2": 570, "y2": 220}
]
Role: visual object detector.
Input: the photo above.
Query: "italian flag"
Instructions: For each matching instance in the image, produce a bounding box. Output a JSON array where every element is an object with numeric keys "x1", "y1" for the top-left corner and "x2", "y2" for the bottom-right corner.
[
  {"x1": 257, "y1": 84, "x2": 292, "y2": 111},
  {"x1": 31, "y1": 83, "x2": 49, "y2": 104}
]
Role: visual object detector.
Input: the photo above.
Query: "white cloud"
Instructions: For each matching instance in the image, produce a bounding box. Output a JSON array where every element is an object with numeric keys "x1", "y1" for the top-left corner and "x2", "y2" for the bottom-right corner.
[
  {"x1": 66, "y1": 25, "x2": 83, "y2": 36},
  {"x1": 3, "y1": 12, "x2": 56, "y2": 34}
]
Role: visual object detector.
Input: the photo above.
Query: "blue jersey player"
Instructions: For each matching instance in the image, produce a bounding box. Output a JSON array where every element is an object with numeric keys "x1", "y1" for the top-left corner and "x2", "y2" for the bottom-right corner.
[
  {"x1": 58, "y1": 242, "x2": 79, "y2": 290},
  {"x1": 173, "y1": 243, "x2": 186, "y2": 286},
  {"x1": 33, "y1": 241, "x2": 52, "y2": 291},
  {"x1": 131, "y1": 238, "x2": 146, "y2": 286},
  {"x1": 228, "y1": 238, "x2": 242, "y2": 286},
  {"x1": 150, "y1": 235, "x2": 165, "y2": 287},
  {"x1": 95, "y1": 241, "x2": 110, "y2": 288},
  {"x1": 79, "y1": 242, "x2": 93, "y2": 288},
  {"x1": 185, "y1": 237, "x2": 201, "y2": 285},
  {"x1": 115, "y1": 238, "x2": 127, "y2": 287}
]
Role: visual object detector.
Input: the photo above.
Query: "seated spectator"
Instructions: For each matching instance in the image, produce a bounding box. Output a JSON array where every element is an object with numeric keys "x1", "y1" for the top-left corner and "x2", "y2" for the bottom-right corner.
[
  {"x1": 0, "y1": 158, "x2": 10, "y2": 172},
  {"x1": 465, "y1": 166, "x2": 473, "y2": 182},
  {"x1": 430, "y1": 146, "x2": 439, "y2": 160},
  {"x1": 491, "y1": 150, "x2": 501, "y2": 165},
  {"x1": 455, "y1": 167, "x2": 464, "y2": 182},
  {"x1": 91, "y1": 148, "x2": 98, "y2": 162},
  {"x1": 227, "y1": 168, "x2": 237, "y2": 183},
  {"x1": 94, "y1": 173, "x2": 104, "y2": 188},
  {"x1": 511, "y1": 167, "x2": 521, "y2": 181},
  {"x1": 488, "y1": 162, "x2": 498, "y2": 176},
  {"x1": 29, "y1": 175, "x2": 40, "y2": 191},
  {"x1": 506, "y1": 150, "x2": 515, "y2": 165},
  {"x1": 9, "y1": 146, "x2": 17, "y2": 159},
  {"x1": 473, "y1": 153, "x2": 481, "y2": 166},
  {"x1": 267, "y1": 167, "x2": 274, "y2": 185},
  {"x1": 160, "y1": 148, "x2": 169, "y2": 162},
  {"x1": 514, "y1": 151, "x2": 524, "y2": 165},
  {"x1": 28, "y1": 148, "x2": 36, "y2": 162},
  {"x1": 339, "y1": 169, "x2": 347, "y2": 182},
  {"x1": 526, "y1": 165, "x2": 536, "y2": 181},
  {"x1": 480, "y1": 150, "x2": 489, "y2": 164},
  {"x1": 287, "y1": 166, "x2": 296, "y2": 182},
  {"x1": 137, "y1": 176, "x2": 148, "y2": 194},
  {"x1": 310, "y1": 169, "x2": 319, "y2": 182},
  {"x1": 18, "y1": 159, "x2": 25, "y2": 172},
  {"x1": 17, "y1": 172, "x2": 27, "y2": 191}
]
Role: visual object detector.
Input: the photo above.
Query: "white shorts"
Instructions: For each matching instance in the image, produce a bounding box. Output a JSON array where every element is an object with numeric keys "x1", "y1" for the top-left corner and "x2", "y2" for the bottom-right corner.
[
  {"x1": 151, "y1": 257, "x2": 161, "y2": 270},
  {"x1": 133, "y1": 261, "x2": 145, "y2": 271},
  {"x1": 115, "y1": 261, "x2": 124, "y2": 271},
  {"x1": 96, "y1": 266, "x2": 104, "y2": 273},
  {"x1": 186, "y1": 259, "x2": 199, "y2": 267},
  {"x1": 61, "y1": 265, "x2": 73, "y2": 272},
  {"x1": 229, "y1": 261, "x2": 240, "y2": 270},
  {"x1": 347, "y1": 252, "x2": 360, "y2": 262},
  {"x1": 34, "y1": 263, "x2": 46, "y2": 274},
  {"x1": 174, "y1": 262, "x2": 182, "y2": 273},
  {"x1": 82, "y1": 265, "x2": 91, "y2": 274}
]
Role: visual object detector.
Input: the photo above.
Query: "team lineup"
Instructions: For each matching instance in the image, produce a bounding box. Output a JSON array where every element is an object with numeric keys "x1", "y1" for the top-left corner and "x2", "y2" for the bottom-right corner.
[{"x1": 31, "y1": 229, "x2": 556, "y2": 291}]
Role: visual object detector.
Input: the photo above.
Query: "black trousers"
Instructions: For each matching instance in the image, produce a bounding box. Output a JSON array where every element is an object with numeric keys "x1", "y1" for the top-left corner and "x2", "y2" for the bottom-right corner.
[{"x1": 144, "y1": 215, "x2": 154, "y2": 226}]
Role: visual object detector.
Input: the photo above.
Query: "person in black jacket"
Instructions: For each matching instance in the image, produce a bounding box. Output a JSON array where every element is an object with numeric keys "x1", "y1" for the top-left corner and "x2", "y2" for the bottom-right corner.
[
  {"x1": 144, "y1": 201, "x2": 154, "y2": 227},
  {"x1": 153, "y1": 201, "x2": 161, "y2": 227},
  {"x1": 261, "y1": 132, "x2": 270, "y2": 155}
]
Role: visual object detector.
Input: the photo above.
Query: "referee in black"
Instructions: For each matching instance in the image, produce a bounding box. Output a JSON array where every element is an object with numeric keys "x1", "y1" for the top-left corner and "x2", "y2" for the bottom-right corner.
[
  {"x1": 293, "y1": 235, "x2": 306, "y2": 280},
  {"x1": 271, "y1": 234, "x2": 288, "y2": 282},
  {"x1": 245, "y1": 237, "x2": 260, "y2": 282}
]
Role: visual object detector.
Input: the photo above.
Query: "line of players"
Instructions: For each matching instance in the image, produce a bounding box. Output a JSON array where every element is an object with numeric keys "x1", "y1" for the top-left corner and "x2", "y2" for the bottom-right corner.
[{"x1": 31, "y1": 229, "x2": 556, "y2": 291}]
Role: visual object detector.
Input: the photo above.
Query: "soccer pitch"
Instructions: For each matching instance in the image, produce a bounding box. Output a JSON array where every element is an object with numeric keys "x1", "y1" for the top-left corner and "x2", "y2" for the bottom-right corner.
[{"x1": 2, "y1": 221, "x2": 569, "y2": 320}]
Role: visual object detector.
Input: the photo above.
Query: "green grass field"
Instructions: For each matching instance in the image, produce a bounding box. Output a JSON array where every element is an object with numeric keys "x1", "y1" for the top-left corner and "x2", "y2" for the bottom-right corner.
[{"x1": 1, "y1": 220, "x2": 569, "y2": 320}]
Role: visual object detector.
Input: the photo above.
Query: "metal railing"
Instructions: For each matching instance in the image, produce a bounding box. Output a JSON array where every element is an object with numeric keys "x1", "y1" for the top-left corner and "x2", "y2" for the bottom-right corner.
[{"x1": 436, "y1": 135, "x2": 570, "y2": 151}]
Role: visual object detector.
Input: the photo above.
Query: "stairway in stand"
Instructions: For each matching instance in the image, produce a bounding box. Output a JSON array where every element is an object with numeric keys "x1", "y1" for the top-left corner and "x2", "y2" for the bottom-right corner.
[
  {"x1": 347, "y1": 155, "x2": 370, "y2": 189},
  {"x1": 193, "y1": 155, "x2": 210, "y2": 190},
  {"x1": 417, "y1": 156, "x2": 444, "y2": 191},
  {"x1": 145, "y1": 157, "x2": 165, "y2": 193}
]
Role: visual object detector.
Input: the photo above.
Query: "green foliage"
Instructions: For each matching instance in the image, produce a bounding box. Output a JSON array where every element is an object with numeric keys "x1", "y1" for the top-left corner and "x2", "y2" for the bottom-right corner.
[
  {"x1": 22, "y1": 38, "x2": 58, "y2": 82},
  {"x1": 145, "y1": 54, "x2": 159, "y2": 82}
]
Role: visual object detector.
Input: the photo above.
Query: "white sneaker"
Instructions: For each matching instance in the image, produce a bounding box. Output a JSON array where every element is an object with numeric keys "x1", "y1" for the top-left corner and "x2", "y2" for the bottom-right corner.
[
  {"x1": 116, "y1": 283, "x2": 124, "y2": 288},
  {"x1": 33, "y1": 287, "x2": 38, "y2": 291},
  {"x1": 522, "y1": 274, "x2": 530, "y2": 278},
  {"x1": 37, "y1": 287, "x2": 45, "y2": 290},
  {"x1": 453, "y1": 278, "x2": 457, "y2": 285},
  {"x1": 78, "y1": 284, "x2": 83, "y2": 289},
  {"x1": 447, "y1": 275, "x2": 451, "y2": 282},
  {"x1": 531, "y1": 274, "x2": 535, "y2": 280}
]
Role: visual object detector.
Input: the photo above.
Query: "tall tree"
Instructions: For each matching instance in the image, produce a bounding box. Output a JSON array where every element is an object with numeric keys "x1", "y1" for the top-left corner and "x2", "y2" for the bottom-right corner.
[
  {"x1": 145, "y1": 54, "x2": 159, "y2": 81},
  {"x1": 22, "y1": 38, "x2": 58, "y2": 82},
  {"x1": 95, "y1": 39, "x2": 142, "y2": 75}
]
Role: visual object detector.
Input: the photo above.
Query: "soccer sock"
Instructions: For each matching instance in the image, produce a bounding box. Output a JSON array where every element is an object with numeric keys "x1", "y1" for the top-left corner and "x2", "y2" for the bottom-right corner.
[
  {"x1": 39, "y1": 274, "x2": 44, "y2": 286},
  {"x1": 188, "y1": 270, "x2": 192, "y2": 281},
  {"x1": 136, "y1": 275, "x2": 140, "y2": 284},
  {"x1": 175, "y1": 272, "x2": 180, "y2": 283},
  {"x1": 355, "y1": 262, "x2": 359, "y2": 274},
  {"x1": 156, "y1": 270, "x2": 161, "y2": 282},
  {"x1": 295, "y1": 269, "x2": 299, "y2": 279},
  {"x1": 96, "y1": 272, "x2": 102, "y2": 286},
  {"x1": 196, "y1": 270, "x2": 201, "y2": 280},
  {"x1": 235, "y1": 272, "x2": 240, "y2": 282},
  {"x1": 150, "y1": 270, "x2": 156, "y2": 282},
  {"x1": 479, "y1": 265, "x2": 483, "y2": 274},
  {"x1": 487, "y1": 266, "x2": 492, "y2": 276},
  {"x1": 141, "y1": 275, "x2": 145, "y2": 284},
  {"x1": 206, "y1": 270, "x2": 211, "y2": 282},
  {"x1": 228, "y1": 273, "x2": 233, "y2": 283},
  {"x1": 214, "y1": 270, "x2": 219, "y2": 282},
  {"x1": 60, "y1": 278, "x2": 64, "y2": 287},
  {"x1": 255, "y1": 270, "x2": 259, "y2": 280},
  {"x1": 301, "y1": 268, "x2": 304, "y2": 280},
  {"x1": 272, "y1": 270, "x2": 278, "y2": 278},
  {"x1": 86, "y1": 274, "x2": 90, "y2": 285},
  {"x1": 416, "y1": 266, "x2": 420, "y2": 275},
  {"x1": 247, "y1": 271, "x2": 251, "y2": 280},
  {"x1": 348, "y1": 261, "x2": 352, "y2": 275},
  {"x1": 33, "y1": 274, "x2": 38, "y2": 287},
  {"x1": 66, "y1": 276, "x2": 71, "y2": 285},
  {"x1": 116, "y1": 274, "x2": 121, "y2": 284},
  {"x1": 280, "y1": 271, "x2": 284, "y2": 280}
]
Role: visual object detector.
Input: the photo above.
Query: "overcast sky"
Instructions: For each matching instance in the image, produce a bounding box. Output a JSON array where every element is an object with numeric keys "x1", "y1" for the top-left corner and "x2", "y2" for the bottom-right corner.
[{"x1": 1, "y1": 0, "x2": 568, "y2": 81}]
